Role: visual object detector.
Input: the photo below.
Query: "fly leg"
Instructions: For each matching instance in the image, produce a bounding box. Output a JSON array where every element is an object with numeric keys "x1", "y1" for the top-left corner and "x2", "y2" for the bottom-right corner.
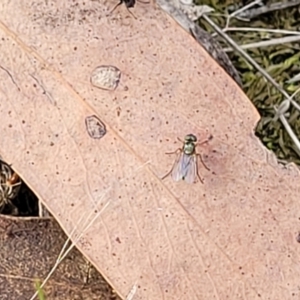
[
  {"x1": 196, "y1": 135, "x2": 212, "y2": 183},
  {"x1": 196, "y1": 153, "x2": 210, "y2": 171},
  {"x1": 191, "y1": 154, "x2": 203, "y2": 184},
  {"x1": 197, "y1": 134, "x2": 213, "y2": 146},
  {"x1": 195, "y1": 153, "x2": 210, "y2": 184},
  {"x1": 196, "y1": 170, "x2": 204, "y2": 184},
  {"x1": 108, "y1": 0, "x2": 137, "y2": 18},
  {"x1": 109, "y1": 0, "x2": 123, "y2": 15},
  {"x1": 124, "y1": 5, "x2": 137, "y2": 18},
  {"x1": 161, "y1": 148, "x2": 182, "y2": 180},
  {"x1": 165, "y1": 148, "x2": 182, "y2": 155}
]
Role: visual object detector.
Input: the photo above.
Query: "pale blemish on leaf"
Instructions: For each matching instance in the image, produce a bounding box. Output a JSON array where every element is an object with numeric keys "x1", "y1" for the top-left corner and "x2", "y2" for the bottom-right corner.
[{"x1": 90, "y1": 65, "x2": 121, "y2": 91}]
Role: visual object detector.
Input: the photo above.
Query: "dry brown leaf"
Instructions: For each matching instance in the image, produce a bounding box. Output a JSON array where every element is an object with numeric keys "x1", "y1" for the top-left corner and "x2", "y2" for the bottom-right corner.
[{"x1": 1, "y1": 1, "x2": 300, "y2": 299}]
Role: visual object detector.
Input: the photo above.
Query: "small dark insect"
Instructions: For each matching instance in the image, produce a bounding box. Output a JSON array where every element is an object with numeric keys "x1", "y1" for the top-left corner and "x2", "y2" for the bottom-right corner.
[
  {"x1": 109, "y1": 0, "x2": 148, "y2": 18},
  {"x1": 109, "y1": 0, "x2": 136, "y2": 18},
  {"x1": 85, "y1": 115, "x2": 107, "y2": 139},
  {"x1": 162, "y1": 134, "x2": 212, "y2": 184}
]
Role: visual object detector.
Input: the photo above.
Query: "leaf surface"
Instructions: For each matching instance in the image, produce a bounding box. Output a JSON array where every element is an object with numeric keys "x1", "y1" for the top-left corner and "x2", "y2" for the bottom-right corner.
[{"x1": 0, "y1": 1, "x2": 300, "y2": 299}]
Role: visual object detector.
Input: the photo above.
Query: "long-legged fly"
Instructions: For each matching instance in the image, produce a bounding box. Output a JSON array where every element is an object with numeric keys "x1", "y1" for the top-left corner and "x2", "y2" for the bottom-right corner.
[{"x1": 162, "y1": 134, "x2": 212, "y2": 184}]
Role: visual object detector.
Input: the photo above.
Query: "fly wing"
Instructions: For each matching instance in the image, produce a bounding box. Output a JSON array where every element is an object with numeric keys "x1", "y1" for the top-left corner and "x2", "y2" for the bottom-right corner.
[
  {"x1": 170, "y1": 152, "x2": 184, "y2": 181},
  {"x1": 171, "y1": 152, "x2": 195, "y2": 183},
  {"x1": 184, "y1": 154, "x2": 197, "y2": 184}
]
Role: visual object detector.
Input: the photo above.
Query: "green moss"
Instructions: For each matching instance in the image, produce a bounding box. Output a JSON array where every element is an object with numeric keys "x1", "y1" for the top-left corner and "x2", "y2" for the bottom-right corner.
[{"x1": 197, "y1": 0, "x2": 300, "y2": 163}]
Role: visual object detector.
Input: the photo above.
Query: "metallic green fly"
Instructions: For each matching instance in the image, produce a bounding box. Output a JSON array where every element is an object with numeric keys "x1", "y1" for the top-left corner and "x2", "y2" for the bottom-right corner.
[{"x1": 162, "y1": 134, "x2": 212, "y2": 184}]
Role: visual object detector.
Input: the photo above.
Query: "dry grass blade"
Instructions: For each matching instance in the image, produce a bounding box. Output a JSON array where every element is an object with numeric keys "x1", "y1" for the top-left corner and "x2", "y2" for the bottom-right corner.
[
  {"x1": 0, "y1": 215, "x2": 119, "y2": 300},
  {"x1": 239, "y1": 0, "x2": 300, "y2": 19}
]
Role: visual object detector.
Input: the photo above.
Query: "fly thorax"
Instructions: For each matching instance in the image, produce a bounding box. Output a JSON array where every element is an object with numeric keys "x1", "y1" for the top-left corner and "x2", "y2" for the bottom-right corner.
[{"x1": 183, "y1": 143, "x2": 195, "y2": 155}]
